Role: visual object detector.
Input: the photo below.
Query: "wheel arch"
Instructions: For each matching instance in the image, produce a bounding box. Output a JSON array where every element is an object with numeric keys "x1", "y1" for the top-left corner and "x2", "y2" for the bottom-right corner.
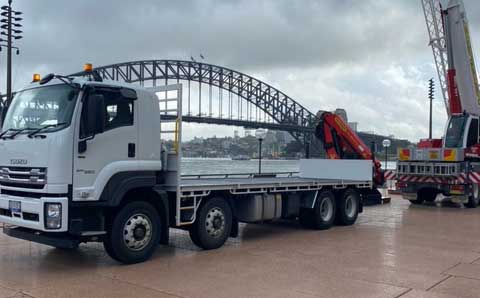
[{"x1": 108, "y1": 186, "x2": 170, "y2": 245}]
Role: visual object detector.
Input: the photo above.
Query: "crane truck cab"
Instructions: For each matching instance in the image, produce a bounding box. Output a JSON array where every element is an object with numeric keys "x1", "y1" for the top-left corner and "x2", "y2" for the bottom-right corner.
[
  {"x1": 444, "y1": 114, "x2": 479, "y2": 150},
  {"x1": 397, "y1": 113, "x2": 480, "y2": 207},
  {"x1": 396, "y1": 0, "x2": 480, "y2": 207}
]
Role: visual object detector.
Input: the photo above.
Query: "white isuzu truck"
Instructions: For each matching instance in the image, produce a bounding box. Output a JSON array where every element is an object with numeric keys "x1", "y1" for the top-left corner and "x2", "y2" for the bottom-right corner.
[{"x1": 0, "y1": 67, "x2": 376, "y2": 263}]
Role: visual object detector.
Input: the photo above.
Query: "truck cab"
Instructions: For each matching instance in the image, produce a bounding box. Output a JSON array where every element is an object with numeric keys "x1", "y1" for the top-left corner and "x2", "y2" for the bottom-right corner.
[
  {"x1": 396, "y1": 113, "x2": 480, "y2": 206},
  {"x1": 0, "y1": 75, "x2": 170, "y2": 262},
  {"x1": 444, "y1": 114, "x2": 479, "y2": 149}
]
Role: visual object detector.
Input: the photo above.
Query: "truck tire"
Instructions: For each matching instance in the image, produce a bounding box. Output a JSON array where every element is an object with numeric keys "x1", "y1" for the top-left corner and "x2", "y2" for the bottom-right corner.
[
  {"x1": 189, "y1": 197, "x2": 232, "y2": 250},
  {"x1": 298, "y1": 208, "x2": 314, "y2": 229},
  {"x1": 419, "y1": 188, "x2": 437, "y2": 202},
  {"x1": 311, "y1": 191, "x2": 336, "y2": 230},
  {"x1": 410, "y1": 191, "x2": 425, "y2": 205},
  {"x1": 335, "y1": 189, "x2": 359, "y2": 226},
  {"x1": 466, "y1": 184, "x2": 480, "y2": 208},
  {"x1": 103, "y1": 201, "x2": 161, "y2": 264}
]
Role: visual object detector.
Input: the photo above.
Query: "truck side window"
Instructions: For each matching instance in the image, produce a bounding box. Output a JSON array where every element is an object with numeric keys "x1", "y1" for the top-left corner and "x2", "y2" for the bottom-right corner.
[
  {"x1": 467, "y1": 118, "x2": 479, "y2": 147},
  {"x1": 80, "y1": 88, "x2": 134, "y2": 138},
  {"x1": 105, "y1": 100, "x2": 134, "y2": 131}
]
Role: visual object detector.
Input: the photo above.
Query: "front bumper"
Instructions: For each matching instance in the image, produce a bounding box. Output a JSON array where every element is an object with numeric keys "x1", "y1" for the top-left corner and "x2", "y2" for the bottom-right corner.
[
  {"x1": 3, "y1": 226, "x2": 79, "y2": 249},
  {"x1": 449, "y1": 195, "x2": 469, "y2": 203},
  {"x1": 0, "y1": 194, "x2": 68, "y2": 232}
]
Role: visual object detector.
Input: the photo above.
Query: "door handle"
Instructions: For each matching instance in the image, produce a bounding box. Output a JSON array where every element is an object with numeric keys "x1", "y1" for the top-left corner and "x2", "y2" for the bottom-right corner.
[{"x1": 128, "y1": 143, "x2": 136, "y2": 158}]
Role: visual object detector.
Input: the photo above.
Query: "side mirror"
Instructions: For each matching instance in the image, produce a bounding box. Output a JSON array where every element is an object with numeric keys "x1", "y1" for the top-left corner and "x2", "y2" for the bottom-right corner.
[{"x1": 85, "y1": 94, "x2": 105, "y2": 135}]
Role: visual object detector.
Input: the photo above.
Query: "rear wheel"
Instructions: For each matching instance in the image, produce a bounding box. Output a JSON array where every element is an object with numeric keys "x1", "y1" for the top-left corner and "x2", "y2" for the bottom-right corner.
[
  {"x1": 103, "y1": 201, "x2": 161, "y2": 264},
  {"x1": 335, "y1": 189, "x2": 360, "y2": 226},
  {"x1": 298, "y1": 208, "x2": 314, "y2": 229},
  {"x1": 466, "y1": 184, "x2": 480, "y2": 208},
  {"x1": 420, "y1": 188, "x2": 438, "y2": 202},
  {"x1": 189, "y1": 197, "x2": 232, "y2": 250},
  {"x1": 410, "y1": 191, "x2": 426, "y2": 205},
  {"x1": 311, "y1": 191, "x2": 336, "y2": 230}
]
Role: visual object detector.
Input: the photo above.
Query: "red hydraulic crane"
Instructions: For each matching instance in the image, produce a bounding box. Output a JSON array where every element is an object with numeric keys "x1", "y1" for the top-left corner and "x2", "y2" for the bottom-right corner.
[{"x1": 315, "y1": 111, "x2": 384, "y2": 186}]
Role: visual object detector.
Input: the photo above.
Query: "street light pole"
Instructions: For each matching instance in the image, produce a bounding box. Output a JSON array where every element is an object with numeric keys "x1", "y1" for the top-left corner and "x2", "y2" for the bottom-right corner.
[
  {"x1": 428, "y1": 78, "x2": 434, "y2": 140},
  {"x1": 6, "y1": 0, "x2": 11, "y2": 106},
  {"x1": 382, "y1": 139, "x2": 391, "y2": 170},
  {"x1": 385, "y1": 146, "x2": 388, "y2": 170},
  {"x1": 1, "y1": 0, "x2": 23, "y2": 106},
  {"x1": 258, "y1": 138, "x2": 263, "y2": 174},
  {"x1": 255, "y1": 129, "x2": 267, "y2": 175}
]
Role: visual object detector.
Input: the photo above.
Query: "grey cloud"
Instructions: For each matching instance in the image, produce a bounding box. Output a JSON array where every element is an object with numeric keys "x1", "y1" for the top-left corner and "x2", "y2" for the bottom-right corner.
[
  {"x1": 11, "y1": 0, "x2": 432, "y2": 74},
  {"x1": 3, "y1": 0, "x2": 480, "y2": 141}
]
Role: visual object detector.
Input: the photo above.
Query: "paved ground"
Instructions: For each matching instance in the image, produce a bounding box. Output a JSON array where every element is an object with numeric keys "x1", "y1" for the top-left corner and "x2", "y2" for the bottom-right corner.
[{"x1": 1, "y1": 195, "x2": 480, "y2": 298}]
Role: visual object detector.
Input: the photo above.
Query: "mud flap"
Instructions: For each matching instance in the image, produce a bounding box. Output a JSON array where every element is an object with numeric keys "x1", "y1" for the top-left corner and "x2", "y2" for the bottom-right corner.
[
  {"x1": 363, "y1": 188, "x2": 382, "y2": 206},
  {"x1": 230, "y1": 217, "x2": 239, "y2": 238}
]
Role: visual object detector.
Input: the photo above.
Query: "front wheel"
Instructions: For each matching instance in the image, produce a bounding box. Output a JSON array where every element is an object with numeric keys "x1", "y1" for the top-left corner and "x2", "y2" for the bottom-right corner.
[
  {"x1": 103, "y1": 201, "x2": 161, "y2": 264},
  {"x1": 189, "y1": 197, "x2": 232, "y2": 250}
]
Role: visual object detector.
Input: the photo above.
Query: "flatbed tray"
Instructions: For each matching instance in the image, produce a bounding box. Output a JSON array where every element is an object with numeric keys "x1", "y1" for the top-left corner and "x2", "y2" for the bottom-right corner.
[{"x1": 178, "y1": 172, "x2": 372, "y2": 194}]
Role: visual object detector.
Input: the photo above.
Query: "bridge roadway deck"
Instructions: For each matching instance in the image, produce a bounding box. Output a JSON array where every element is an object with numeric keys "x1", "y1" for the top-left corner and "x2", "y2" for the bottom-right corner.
[{"x1": 1, "y1": 196, "x2": 480, "y2": 298}]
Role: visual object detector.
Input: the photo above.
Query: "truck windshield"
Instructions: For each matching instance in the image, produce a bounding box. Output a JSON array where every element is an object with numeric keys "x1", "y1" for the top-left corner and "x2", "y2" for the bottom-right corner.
[
  {"x1": 444, "y1": 115, "x2": 467, "y2": 148},
  {"x1": 2, "y1": 84, "x2": 78, "y2": 133}
]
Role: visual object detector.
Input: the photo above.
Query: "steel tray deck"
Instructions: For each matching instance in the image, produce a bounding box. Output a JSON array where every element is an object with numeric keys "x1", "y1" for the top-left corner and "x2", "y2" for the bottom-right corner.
[{"x1": 178, "y1": 174, "x2": 372, "y2": 195}]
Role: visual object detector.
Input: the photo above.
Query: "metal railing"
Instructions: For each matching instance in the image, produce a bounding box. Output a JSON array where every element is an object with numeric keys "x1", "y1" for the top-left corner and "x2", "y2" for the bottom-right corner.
[
  {"x1": 397, "y1": 161, "x2": 462, "y2": 177},
  {"x1": 181, "y1": 171, "x2": 299, "y2": 180}
]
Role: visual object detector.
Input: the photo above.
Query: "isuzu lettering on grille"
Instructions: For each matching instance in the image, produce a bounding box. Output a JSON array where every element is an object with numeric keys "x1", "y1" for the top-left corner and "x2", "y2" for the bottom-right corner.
[{"x1": 10, "y1": 159, "x2": 27, "y2": 165}]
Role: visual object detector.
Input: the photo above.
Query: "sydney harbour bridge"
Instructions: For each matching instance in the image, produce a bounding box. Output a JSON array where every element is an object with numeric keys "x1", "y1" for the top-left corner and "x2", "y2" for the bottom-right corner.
[{"x1": 0, "y1": 59, "x2": 406, "y2": 154}]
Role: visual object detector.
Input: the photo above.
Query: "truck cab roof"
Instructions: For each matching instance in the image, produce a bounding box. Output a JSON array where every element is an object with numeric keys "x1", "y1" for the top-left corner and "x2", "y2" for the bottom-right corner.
[{"x1": 22, "y1": 77, "x2": 147, "y2": 94}]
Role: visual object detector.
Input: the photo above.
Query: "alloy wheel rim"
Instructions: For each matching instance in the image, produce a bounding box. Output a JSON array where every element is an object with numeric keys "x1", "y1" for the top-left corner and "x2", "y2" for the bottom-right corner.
[
  {"x1": 345, "y1": 195, "x2": 357, "y2": 218},
  {"x1": 320, "y1": 198, "x2": 333, "y2": 221},
  {"x1": 205, "y1": 207, "x2": 225, "y2": 238},
  {"x1": 123, "y1": 213, "x2": 153, "y2": 251}
]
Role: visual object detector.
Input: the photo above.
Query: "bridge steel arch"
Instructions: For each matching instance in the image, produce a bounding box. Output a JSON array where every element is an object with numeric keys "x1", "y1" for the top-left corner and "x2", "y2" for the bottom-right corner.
[{"x1": 70, "y1": 60, "x2": 317, "y2": 141}]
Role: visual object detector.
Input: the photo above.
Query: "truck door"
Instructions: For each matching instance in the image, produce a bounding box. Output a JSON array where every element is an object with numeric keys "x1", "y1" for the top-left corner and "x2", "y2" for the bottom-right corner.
[
  {"x1": 72, "y1": 87, "x2": 137, "y2": 201},
  {"x1": 466, "y1": 117, "x2": 479, "y2": 148}
]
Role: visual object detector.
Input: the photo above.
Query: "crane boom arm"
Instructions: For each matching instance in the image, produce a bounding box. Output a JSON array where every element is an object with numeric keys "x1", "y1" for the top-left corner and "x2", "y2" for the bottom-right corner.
[
  {"x1": 422, "y1": 0, "x2": 480, "y2": 116},
  {"x1": 314, "y1": 112, "x2": 384, "y2": 185},
  {"x1": 422, "y1": 0, "x2": 450, "y2": 114}
]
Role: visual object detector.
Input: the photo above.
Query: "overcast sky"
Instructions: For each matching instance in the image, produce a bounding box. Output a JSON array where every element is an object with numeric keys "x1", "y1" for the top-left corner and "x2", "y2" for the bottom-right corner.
[{"x1": 4, "y1": 0, "x2": 480, "y2": 141}]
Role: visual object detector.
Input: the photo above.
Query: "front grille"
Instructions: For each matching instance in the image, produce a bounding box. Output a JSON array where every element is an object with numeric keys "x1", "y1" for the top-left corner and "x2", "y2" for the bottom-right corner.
[
  {"x1": 397, "y1": 162, "x2": 461, "y2": 176},
  {"x1": 0, "y1": 208, "x2": 12, "y2": 217},
  {"x1": 22, "y1": 212, "x2": 39, "y2": 222},
  {"x1": 0, "y1": 208, "x2": 39, "y2": 222},
  {"x1": 0, "y1": 166, "x2": 47, "y2": 189},
  {"x1": 1, "y1": 189, "x2": 44, "y2": 198}
]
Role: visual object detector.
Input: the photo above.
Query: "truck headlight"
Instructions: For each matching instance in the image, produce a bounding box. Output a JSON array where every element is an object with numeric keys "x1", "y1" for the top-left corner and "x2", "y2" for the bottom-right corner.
[{"x1": 45, "y1": 203, "x2": 62, "y2": 229}]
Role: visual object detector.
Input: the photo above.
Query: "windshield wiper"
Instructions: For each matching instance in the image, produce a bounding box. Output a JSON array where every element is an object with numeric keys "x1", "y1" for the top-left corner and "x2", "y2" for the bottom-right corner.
[
  {"x1": 56, "y1": 76, "x2": 80, "y2": 91},
  {"x1": 1, "y1": 127, "x2": 36, "y2": 140},
  {"x1": 27, "y1": 122, "x2": 68, "y2": 138},
  {"x1": 40, "y1": 73, "x2": 80, "y2": 91},
  {"x1": 0, "y1": 128, "x2": 20, "y2": 139}
]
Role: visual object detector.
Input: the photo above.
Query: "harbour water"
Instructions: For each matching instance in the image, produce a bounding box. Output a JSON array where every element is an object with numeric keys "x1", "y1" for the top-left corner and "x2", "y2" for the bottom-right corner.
[{"x1": 181, "y1": 158, "x2": 397, "y2": 175}]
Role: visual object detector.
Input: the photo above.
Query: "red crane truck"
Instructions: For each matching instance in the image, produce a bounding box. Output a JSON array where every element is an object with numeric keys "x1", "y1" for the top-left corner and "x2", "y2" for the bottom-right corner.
[{"x1": 397, "y1": 0, "x2": 480, "y2": 207}]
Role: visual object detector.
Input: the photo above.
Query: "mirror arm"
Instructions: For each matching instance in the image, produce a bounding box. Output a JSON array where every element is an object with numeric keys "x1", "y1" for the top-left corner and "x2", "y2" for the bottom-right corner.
[
  {"x1": 78, "y1": 134, "x2": 96, "y2": 154},
  {"x1": 80, "y1": 134, "x2": 95, "y2": 142}
]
